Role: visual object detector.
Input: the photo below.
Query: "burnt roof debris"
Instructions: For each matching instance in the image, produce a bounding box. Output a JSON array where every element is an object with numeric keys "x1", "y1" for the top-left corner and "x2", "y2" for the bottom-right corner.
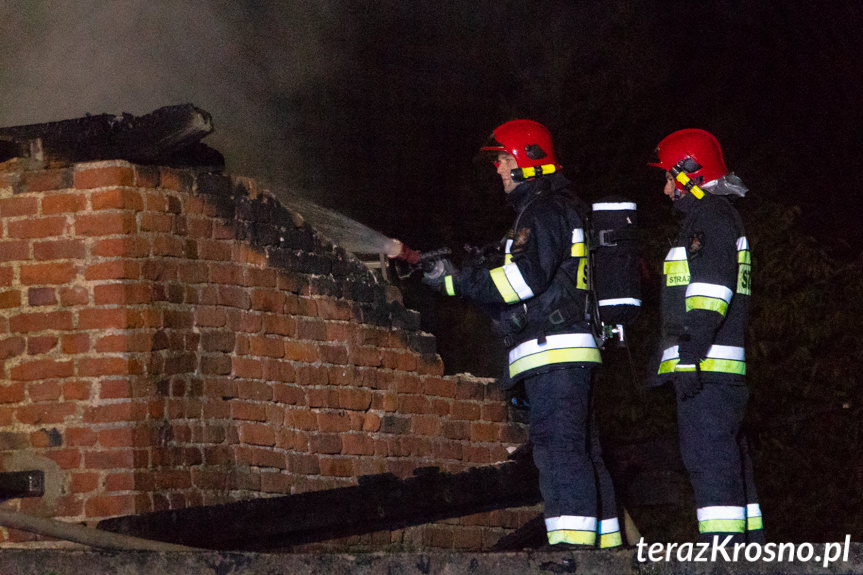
[{"x1": 0, "y1": 103, "x2": 224, "y2": 169}]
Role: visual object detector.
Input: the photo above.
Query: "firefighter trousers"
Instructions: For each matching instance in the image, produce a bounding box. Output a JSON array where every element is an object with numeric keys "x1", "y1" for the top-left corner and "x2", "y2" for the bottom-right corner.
[
  {"x1": 524, "y1": 366, "x2": 620, "y2": 547},
  {"x1": 677, "y1": 382, "x2": 763, "y2": 543}
]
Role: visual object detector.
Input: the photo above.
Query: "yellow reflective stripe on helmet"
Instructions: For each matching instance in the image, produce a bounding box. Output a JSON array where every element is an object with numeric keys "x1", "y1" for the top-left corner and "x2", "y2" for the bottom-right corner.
[
  {"x1": 698, "y1": 506, "x2": 745, "y2": 533},
  {"x1": 444, "y1": 275, "x2": 455, "y2": 296},
  {"x1": 518, "y1": 163, "x2": 557, "y2": 179},
  {"x1": 674, "y1": 170, "x2": 705, "y2": 199}
]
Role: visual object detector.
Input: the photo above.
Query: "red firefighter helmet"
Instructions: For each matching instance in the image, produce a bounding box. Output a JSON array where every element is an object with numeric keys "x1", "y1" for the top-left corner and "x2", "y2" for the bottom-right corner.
[
  {"x1": 480, "y1": 119, "x2": 560, "y2": 170},
  {"x1": 649, "y1": 129, "x2": 728, "y2": 191}
]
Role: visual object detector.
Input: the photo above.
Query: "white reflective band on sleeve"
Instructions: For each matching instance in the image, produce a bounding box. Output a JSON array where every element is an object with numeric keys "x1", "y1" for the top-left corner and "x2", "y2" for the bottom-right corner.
[
  {"x1": 666, "y1": 246, "x2": 687, "y2": 261},
  {"x1": 545, "y1": 515, "x2": 598, "y2": 532},
  {"x1": 661, "y1": 344, "x2": 745, "y2": 362},
  {"x1": 661, "y1": 345, "x2": 680, "y2": 363},
  {"x1": 747, "y1": 503, "x2": 762, "y2": 518},
  {"x1": 502, "y1": 262, "x2": 534, "y2": 300},
  {"x1": 706, "y1": 345, "x2": 746, "y2": 361},
  {"x1": 571, "y1": 228, "x2": 585, "y2": 243},
  {"x1": 599, "y1": 298, "x2": 642, "y2": 307},
  {"x1": 686, "y1": 282, "x2": 733, "y2": 303},
  {"x1": 505, "y1": 239, "x2": 513, "y2": 253},
  {"x1": 598, "y1": 518, "x2": 620, "y2": 534},
  {"x1": 737, "y1": 236, "x2": 749, "y2": 250},
  {"x1": 592, "y1": 202, "x2": 637, "y2": 211},
  {"x1": 509, "y1": 333, "x2": 598, "y2": 363},
  {"x1": 697, "y1": 506, "x2": 746, "y2": 521}
]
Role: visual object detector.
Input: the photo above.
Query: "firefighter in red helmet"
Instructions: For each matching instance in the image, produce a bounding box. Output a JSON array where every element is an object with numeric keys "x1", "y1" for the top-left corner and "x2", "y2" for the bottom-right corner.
[
  {"x1": 649, "y1": 128, "x2": 763, "y2": 544},
  {"x1": 424, "y1": 119, "x2": 621, "y2": 549}
]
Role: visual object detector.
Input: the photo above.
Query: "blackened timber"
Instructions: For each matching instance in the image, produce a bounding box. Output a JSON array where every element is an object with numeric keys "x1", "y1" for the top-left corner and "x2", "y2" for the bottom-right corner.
[
  {"x1": 97, "y1": 450, "x2": 541, "y2": 551},
  {"x1": 0, "y1": 104, "x2": 222, "y2": 168}
]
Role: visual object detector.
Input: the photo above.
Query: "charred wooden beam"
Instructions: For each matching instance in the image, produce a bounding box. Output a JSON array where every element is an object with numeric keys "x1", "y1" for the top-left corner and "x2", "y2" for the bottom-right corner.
[
  {"x1": 97, "y1": 448, "x2": 541, "y2": 551},
  {"x1": 0, "y1": 104, "x2": 222, "y2": 168}
]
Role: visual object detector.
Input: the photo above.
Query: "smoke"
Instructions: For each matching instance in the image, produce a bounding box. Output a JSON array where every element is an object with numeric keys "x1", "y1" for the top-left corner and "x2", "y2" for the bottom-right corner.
[{"x1": 0, "y1": 0, "x2": 349, "y2": 186}]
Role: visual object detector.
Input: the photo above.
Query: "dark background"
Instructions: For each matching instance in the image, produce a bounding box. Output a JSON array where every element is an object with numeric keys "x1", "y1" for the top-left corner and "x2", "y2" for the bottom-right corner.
[{"x1": 2, "y1": 1, "x2": 862, "y2": 544}]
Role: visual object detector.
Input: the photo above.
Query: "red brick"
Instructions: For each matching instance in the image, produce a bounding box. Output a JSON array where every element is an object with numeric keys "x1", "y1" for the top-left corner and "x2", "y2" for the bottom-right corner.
[
  {"x1": 0, "y1": 381, "x2": 25, "y2": 403},
  {"x1": 104, "y1": 471, "x2": 135, "y2": 492},
  {"x1": 309, "y1": 433, "x2": 342, "y2": 454},
  {"x1": 262, "y1": 359, "x2": 295, "y2": 383},
  {"x1": 59, "y1": 333, "x2": 90, "y2": 355},
  {"x1": 27, "y1": 335, "x2": 58, "y2": 355},
  {"x1": 27, "y1": 287, "x2": 57, "y2": 306},
  {"x1": 0, "y1": 196, "x2": 38, "y2": 217},
  {"x1": 9, "y1": 359, "x2": 74, "y2": 381},
  {"x1": 237, "y1": 423, "x2": 275, "y2": 446},
  {"x1": 338, "y1": 388, "x2": 372, "y2": 411},
  {"x1": 83, "y1": 402, "x2": 135, "y2": 423},
  {"x1": 0, "y1": 267, "x2": 12, "y2": 286},
  {"x1": 14, "y1": 401, "x2": 76, "y2": 424},
  {"x1": 352, "y1": 347, "x2": 381, "y2": 367},
  {"x1": 423, "y1": 377, "x2": 457, "y2": 398},
  {"x1": 412, "y1": 415, "x2": 442, "y2": 436},
  {"x1": 232, "y1": 357, "x2": 262, "y2": 379},
  {"x1": 69, "y1": 472, "x2": 100, "y2": 493},
  {"x1": 44, "y1": 448, "x2": 82, "y2": 469},
  {"x1": 85, "y1": 260, "x2": 141, "y2": 280},
  {"x1": 230, "y1": 402, "x2": 267, "y2": 422},
  {"x1": 19, "y1": 261, "x2": 78, "y2": 285},
  {"x1": 75, "y1": 212, "x2": 136, "y2": 236},
  {"x1": 41, "y1": 193, "x2": 87, "y2": 214},
  {"x1": 249, "y1": 335, "x2": 284, "y2": 358},
  {"x1": 74, "y1": 165, "x2": 134, "y2": 189},
  {"x1": 92, "y1": 236, "x2": 150, "y2": 258},
  {"x1": 196, "y1": 306, "x2": 226, "y2": 327},
  {"x1": 272, "y1": 384, "x2": 304, "y2": 405},
  {"x1": 66, "y1": 427, "x2": 98, "y2": 446},
  {"x1": 63, "y1": 380, "x2": 92, "y2": 400},
  {"x1": 319, "y1": 457, "x2": 354, "y2": 477},
  {"x1": 284, "y1": 341, "x2": 319, "y2": 362},
  {"x1": 94, "y1": 283, "x2": 153, "y2": 305},
  {"x1": 470, "y1": 422, "x2": 501, "y2": 443},
  {"x1": 0, "y1": 336, "x2": 26, "y2": 360},
  {"x1": 98, "y1": 427, "x2": 137, "y2": 448},
  {"x1": 0, "y1": 240, "x2": 29, "y2": 262},
  {"x1": 21, "y1": 169, "x2": 72, "y2": 193},
  {"x1": 77, "y1": 308, "x2": 130, "y2": 330},
  {"x1": 59, "y1": 286, "x2": 90, "y2": 306},
  {"x1": 91, "y1": 188, "x2": 144, "y2": 211},
  {"x1": 139, "y1": 212, "x2": 172, "y2": 233},
  {"x1": 451, "y1": 401, "x2": 482, "y2": 421},
  {"x1": 78, "y1": 357, "x2": 133, "y2": 377},
  {"x1": 317, "y1": 411, "x2": 351, "y2": 433},
  {"x1": 237, "y1": 380, "x2": 272, "y2": 401},
  {"x1": 7, "y1": 216, "x2": 67, "y2": 238},
  {"x1": 99, "y1": 379, "x2": 132, "y2": 399},
  {"x1": 0, "y1": 290, "x2": 21, "y2": 308},
  {"x1": 84, "y1": 494, "x2": 136, "y2": 518}
]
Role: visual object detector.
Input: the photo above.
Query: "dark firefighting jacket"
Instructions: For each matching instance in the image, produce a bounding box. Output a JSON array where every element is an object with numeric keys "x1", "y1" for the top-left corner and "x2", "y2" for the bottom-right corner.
[
  {"x1": 655, "y1": 192, "x2": 750, "y2": 384},
  {"x1": 444, "y1": 174, "x2": 601, "y2": 386}
]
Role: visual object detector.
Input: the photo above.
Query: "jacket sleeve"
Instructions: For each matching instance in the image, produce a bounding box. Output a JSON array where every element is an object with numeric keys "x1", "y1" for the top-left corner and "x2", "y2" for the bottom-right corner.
[
  {"x1": 677, "y1": 208, "x2": 738, "y2": 365},
  {"x1": 447, "y1": 203, "x2": 574, "y2": 305}
]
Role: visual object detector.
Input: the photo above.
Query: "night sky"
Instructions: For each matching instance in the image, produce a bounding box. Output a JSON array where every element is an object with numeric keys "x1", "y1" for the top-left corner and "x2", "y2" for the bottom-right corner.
[{"x1": 2, "y1": 1, "x2": 861, "y2": 253}]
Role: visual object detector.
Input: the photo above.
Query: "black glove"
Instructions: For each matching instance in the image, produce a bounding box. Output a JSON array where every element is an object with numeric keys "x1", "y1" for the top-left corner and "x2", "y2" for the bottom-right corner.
[
  {"x1": 673, "y1": 363, "x2": 703, "y2": 401},
  {"x1": 422, "y1": 257, "x2": 455, "y2": 289}
]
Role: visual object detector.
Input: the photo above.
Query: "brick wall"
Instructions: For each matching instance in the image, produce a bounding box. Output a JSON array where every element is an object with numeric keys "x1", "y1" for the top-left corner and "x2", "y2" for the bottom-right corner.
[{"x1": 0, "y1": 159, "x2": 535, "y2": 550}]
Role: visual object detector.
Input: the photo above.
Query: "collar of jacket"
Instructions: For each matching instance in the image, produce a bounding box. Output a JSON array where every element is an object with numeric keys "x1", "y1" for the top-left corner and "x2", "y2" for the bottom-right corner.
[
  {"x1": 506, "y1": 173, "x2": 571, "y2": 212},
  {"x1": 672, "y1": 191, "x2": 702, "y2": 214}
]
